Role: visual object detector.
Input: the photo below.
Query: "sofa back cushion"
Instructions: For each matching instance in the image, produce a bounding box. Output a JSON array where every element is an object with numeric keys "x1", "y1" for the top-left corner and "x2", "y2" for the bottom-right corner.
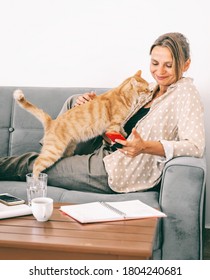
[{"x1": 0, "y1": 86, "x2": 107, "y2": 156}]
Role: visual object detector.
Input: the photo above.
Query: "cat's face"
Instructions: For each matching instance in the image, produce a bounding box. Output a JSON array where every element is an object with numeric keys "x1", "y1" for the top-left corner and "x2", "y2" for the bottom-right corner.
[
  {"x1": 131, "y1": 70, "x2": 149, "y2": 94},
  {"x1": 120, "y1": 70, "x2": 149, "y2": 96}
]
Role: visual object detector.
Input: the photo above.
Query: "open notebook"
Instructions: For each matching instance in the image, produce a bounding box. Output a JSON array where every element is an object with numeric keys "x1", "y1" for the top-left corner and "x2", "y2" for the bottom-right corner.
[
  {"x1": 0, "y1": 202, "x2": 32, "y2": 219},
  {"x1": 60, "y1": 199, "x2": 166, "y2": 224}
]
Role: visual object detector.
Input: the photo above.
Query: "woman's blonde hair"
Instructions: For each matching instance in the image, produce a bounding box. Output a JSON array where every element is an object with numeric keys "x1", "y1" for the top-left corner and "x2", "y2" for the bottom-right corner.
[{"x1": 150, "y1": 32, "x2": 190, "y2": 81}]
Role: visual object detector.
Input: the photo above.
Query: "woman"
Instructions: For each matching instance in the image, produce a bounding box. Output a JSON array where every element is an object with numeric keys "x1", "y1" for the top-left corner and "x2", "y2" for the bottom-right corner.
[{"x1": 0, "y1": 32, "x2": 205, "y2": 193}]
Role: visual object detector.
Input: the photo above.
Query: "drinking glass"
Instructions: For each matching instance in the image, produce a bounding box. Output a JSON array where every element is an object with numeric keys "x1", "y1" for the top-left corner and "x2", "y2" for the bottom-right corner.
[{"x1": 26, "y1": 173, "x2": 48, "y2": 206}]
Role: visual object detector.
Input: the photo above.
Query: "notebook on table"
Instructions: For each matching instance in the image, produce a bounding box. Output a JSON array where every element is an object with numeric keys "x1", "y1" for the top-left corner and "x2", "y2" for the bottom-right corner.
[
  {"x1": 0, "y1": 202, "x2": 32, "y2": 219},
  {"x1": 60, "y1": 199, "x2": 166, "y2": 224}
]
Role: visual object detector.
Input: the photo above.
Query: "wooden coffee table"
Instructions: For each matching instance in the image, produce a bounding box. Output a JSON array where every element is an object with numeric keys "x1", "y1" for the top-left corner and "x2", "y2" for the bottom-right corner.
[{"x1": 0, "y1": 203, "x2": 157, "y2": 260}]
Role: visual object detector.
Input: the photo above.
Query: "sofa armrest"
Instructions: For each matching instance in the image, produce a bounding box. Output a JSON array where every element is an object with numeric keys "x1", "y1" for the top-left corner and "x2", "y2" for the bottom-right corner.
[{"x1": 159, "y1": 156, "x2": 206, "y2": 259}]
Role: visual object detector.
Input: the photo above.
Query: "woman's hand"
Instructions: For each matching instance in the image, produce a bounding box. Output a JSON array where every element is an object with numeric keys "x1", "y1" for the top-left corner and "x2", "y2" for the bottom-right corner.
[
  {"x1": 74, "y1": 91, "x2": 96, "y2": 106},
  {"x1": 116, "y1": 128, "x2": 146, "y2": 157},
  {"x1": 116, "y1": 128, "x2": 165, "y2": 157}
]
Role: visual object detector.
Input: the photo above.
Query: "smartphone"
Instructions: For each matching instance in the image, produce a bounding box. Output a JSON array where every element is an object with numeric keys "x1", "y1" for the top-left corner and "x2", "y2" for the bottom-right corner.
[
  {"x1": 105, "y1": 132, "x2": 126, "y2": 148},
  {"x1": 0, "y1": 193, "x2": 25, "y2": 206}
]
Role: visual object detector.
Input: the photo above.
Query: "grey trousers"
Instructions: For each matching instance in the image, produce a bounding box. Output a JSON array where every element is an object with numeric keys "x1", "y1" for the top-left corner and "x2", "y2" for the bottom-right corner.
[{"x1": 0, "y1": 141, "x2": 116, "y2": 194}]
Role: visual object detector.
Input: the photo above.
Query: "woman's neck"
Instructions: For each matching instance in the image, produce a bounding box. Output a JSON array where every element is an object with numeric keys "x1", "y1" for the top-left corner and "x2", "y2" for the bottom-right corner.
[
  {"x1": 157, "y1": 85, "x2": 168, "y2": 96},
  {"x1": 144, "y1": 85, "x2": 167, "y2": 108}
]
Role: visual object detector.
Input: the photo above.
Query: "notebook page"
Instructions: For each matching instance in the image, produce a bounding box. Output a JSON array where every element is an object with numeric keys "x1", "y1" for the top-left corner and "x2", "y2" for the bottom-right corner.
[
  {"x1": 60, "y1": 202, "x2": 123, "y2": 223},
  {"x1": 107, "y1": 200, "x2": 166, "y2": 218}
]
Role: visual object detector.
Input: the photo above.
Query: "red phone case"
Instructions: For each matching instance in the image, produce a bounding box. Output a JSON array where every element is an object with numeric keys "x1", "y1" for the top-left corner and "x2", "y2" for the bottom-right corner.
[{"x1": 105, "y1": 132, "x2": 126, "y2": 142}]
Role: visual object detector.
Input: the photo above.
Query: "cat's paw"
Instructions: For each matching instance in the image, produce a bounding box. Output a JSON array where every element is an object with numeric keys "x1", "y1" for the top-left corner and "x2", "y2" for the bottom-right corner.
[{"x1": 13, "y1": 89, "x2": 24, "y2": 101}]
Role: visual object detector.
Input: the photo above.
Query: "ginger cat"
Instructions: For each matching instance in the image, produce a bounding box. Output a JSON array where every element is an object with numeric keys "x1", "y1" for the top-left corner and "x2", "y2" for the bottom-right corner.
[{"x1": 14, "y1": 70, "x2": 149, "y2": 178}]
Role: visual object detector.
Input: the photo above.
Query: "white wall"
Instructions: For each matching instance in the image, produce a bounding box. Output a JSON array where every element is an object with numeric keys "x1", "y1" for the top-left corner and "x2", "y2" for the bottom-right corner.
[{"x1": 0, "y1": 0, "x2": 209, "y2": 226}]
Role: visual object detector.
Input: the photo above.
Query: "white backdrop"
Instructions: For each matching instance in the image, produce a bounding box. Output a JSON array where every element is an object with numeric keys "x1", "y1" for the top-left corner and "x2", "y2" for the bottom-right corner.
[{"x1": 0, "y1": 0, "x2": 209, "y2": 226}]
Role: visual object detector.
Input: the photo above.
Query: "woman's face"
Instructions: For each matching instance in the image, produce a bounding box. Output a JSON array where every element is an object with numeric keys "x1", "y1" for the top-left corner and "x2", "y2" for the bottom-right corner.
[{"x1": 150, "y1": 46, "x2": 177, "y2": 88}]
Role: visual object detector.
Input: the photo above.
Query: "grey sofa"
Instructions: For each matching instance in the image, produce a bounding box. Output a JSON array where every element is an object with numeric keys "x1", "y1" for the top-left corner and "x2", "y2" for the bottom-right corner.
[{"x1": 0, "y1": 86, "x2": 206, "y2": 260}]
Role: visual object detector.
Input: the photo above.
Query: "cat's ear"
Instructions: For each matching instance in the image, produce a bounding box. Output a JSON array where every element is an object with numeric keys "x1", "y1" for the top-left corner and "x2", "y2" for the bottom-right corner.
[
  {"x1": 130, "y1": 78, "x2": 140, "y2": 88},
  {"x1": 134, "y1": 70, "x2": 142, "y2": 77}
]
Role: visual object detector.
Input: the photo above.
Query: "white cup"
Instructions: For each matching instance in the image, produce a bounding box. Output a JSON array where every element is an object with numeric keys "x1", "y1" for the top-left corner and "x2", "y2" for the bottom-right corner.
[
  {"x1": 31, "y1": 197, "x2": 53, "y2": 222},
  {"x1": 26, "y1": 173, "x2": 48, "y2": 206}
]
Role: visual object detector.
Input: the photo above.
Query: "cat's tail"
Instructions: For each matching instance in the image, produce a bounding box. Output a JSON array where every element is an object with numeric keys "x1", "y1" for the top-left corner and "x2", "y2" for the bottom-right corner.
[{"x1": 13, "y1": 89, "x2": 52, "y2": 128}]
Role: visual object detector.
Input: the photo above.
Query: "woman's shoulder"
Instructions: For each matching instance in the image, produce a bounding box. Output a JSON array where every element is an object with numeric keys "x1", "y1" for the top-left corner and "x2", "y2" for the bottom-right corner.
[
  {"x1": 169, "y1": 77, "x2": 199, "y2": 95},
  {"x1": 176, "y1": 77, "x2": 195, "y2": 88},
  {"x1": 171, "y1": 77, "x2": 203, "y2": 106}
]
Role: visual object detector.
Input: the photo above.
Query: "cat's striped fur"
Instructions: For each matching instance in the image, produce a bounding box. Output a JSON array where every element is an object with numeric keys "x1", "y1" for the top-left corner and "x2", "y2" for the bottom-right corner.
[{"x1": 14, "y1": 70, "x2": 149, "y2": 178}]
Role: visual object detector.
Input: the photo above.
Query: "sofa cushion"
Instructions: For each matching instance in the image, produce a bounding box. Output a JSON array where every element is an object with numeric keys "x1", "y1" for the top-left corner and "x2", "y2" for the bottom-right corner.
[
  {"x1": 0, "y1": 86, "x2": 108, "y2": 156},
  {"x1": 0, "y1": 88, "x2": 14, "y2": 156}
]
